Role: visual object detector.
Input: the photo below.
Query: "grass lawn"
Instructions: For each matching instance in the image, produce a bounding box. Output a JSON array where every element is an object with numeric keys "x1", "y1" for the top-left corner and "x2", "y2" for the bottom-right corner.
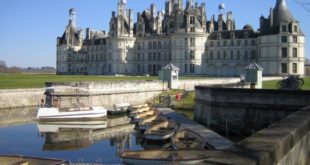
[
  {"x1": 0, "y1": 74, "x2": 157, "y2": 89},
  {"x1": 263, "y1": 76, "x2": 310, "y2": 90}
]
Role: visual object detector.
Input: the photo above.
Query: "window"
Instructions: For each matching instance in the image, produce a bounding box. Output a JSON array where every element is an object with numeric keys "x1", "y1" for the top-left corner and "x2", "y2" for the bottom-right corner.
[
  {"x1": 223, "y1": 51, "x2": 227, "y2": 60},
  {"x1": 148, "y1": 42, "x2": 152, "y2": 49},
  {"x1": 293, "y1": 48, "x2": 298, "y2": 57},
  {"x1": 210, "y1": 51, "x2": 214, "y2": 60},
  {"x1": 244, "y1": 40, "x2": 248, "y2": 46},
  {"x1": 282, "y1": 63, "x2": 287, "y2": 73},
  {"x1": 190, "y1": 16, "x2": 195, "y2": 24},
  {"x1": 281, "y1": 36, "x2": 287, "y2": 43},
  {"x1": 158, "y1": 41, "x2": 161, "y2": 49},
  {"x1": 293, "y1": 36, "x2": 298, "y2": 43},
  {"x1": 294, "y1": 25, "x2": 298, "y2": 32},
  {"x1": 223, "y1": 41, "x2": 227, "y2": 46},
  {"x1": 190, "y1": 50, "x2": 195, "y2": 59},
  {"x1": 169, "y1": 21, "x2": 174, "y2": 28},
  {"x1": 282, "y1": 25, "x2": 287, "y2": 32},
  {"x1": 185, "y1": 51, "x2": 187, "y2": 60},
  {"x1": 244, "y1": 50, "x2": 248, "y2": 59},
  {"x1": 190, "y1": 38, "x2": 195, "y2": 46},
  {"x1": 251, "y1": 50, "x2": 256, "y2": 59},
  {"x1": 217, "y1": 51, "x2": 220, "y2": 59},
  {"x1": 237, "y1": 40, "x2": 241, "y2": 46},
  {"x1": 190, "y1": 27, "x2": 195, "y2": 32},
  {"x1": 230, "y1": 51, "x2": 234, "y2": 59},
  {"x1": 184, "y1": 64, "x2": 187, "y2": 73},
  {"x1": 148, "y1": 53, "x2": 152, "y2": 61},
  {"x1": 231, "y1": 40, "x2": 234, "y2": 46},
  {"x1": 251, "y1": 40, "x2": 256, "y2": 46},
  {"x1": 217, "y1": 41, "x2": 220, "y2": 47},
  {"x1": 153, "y1": 53, "x2": 156, "y2": 61},
  {"x1": 237, "y1": 50, "x2": 241, "y2": 59},
  {"x1": 153, "y1": 42, "x2": 157, "y2": 49},
  {"x1": 137, "y1": 53, "x2": 141, "y2": 61},
  {"x1": 293, "y1": 63, "x2": 297, "y2": 73},
  {"x1": 282, "y1": 47, "x2": 287, "y2": 58},
  {"x1": 190, "y1": 64, "x2": 195, "y2": 73},
  {"x1": 210, "y1": 41, "x2": 214, "y2": 47},
  {"x1": 158, "y1": 53, "x2": 161, "y2": 60}
]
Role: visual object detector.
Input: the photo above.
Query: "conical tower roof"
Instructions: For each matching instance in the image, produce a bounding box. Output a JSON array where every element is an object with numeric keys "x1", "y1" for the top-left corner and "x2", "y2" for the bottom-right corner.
[{"x1": 273, "y1": 0, "x2": 296, "y2": 26}]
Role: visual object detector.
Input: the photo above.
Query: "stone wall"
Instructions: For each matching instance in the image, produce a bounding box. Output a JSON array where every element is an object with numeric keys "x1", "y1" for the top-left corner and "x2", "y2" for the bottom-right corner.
[
  {"x1": 178, "y1": 78, "x2": 240, "y2": 90},
  {"x1": 194, "y1": 87, "x2": 310, "y2": 136},
  {"x1": 0, "y1": 88, "x2": 45, "y2": 109},
  {"x1": 204, "y1": 106, "x2": 310, "y2": 165},
  {"x1": 0, "y1": 81, "x2": 169, "y2": 109}
]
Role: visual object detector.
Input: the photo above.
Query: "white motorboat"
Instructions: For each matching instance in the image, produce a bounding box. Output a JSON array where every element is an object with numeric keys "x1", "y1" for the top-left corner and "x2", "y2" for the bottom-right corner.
[
  {"x1": 37, "y1": 107, "x2": 107, "y2": 122},
  {"x1": 37, "y1": 86, "x2": 107, "y2": 121}
]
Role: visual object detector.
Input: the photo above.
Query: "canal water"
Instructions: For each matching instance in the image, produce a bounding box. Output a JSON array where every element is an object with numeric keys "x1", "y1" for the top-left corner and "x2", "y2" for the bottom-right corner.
[{"x1": 0, "y1": 107, "x2": 167, "y2": 164}]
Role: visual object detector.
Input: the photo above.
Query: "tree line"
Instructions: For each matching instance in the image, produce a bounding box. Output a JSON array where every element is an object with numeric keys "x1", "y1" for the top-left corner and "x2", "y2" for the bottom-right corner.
[{"x1": 0, "y1": 60, "x2": 55, "y2": 74}]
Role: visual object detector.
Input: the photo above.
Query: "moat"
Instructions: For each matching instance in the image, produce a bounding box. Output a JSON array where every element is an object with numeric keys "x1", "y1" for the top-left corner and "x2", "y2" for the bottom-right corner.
[{"x1": 0, "y1": 107, "x2": 143, "y2": 164}]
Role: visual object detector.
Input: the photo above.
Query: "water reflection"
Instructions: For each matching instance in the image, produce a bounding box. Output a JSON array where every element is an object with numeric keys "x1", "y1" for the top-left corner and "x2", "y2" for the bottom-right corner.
[{"x1": 0, "y1": 107, "x2": 143, "y2": 163}]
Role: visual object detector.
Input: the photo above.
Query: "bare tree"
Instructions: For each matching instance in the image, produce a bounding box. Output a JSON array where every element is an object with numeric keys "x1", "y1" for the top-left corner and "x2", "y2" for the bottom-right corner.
[
  {"x1": 295, "y1": 0, "x2": 310, "y2": 12},
  {"x1": 0, "y1": 60, "x2": 6, "y2": 67}
]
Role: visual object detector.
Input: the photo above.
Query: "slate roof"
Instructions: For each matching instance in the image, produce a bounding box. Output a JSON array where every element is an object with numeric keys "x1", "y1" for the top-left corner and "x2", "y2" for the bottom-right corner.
[
  {"x1": 161, "y1": 63, "x2": 179, "y2": 71},
  {"x1": 244, "y1": 62, "x2": 263, "y2": 71},
  {"x1": 208, "y1": 29, "x2": 259, "y2": 40}
]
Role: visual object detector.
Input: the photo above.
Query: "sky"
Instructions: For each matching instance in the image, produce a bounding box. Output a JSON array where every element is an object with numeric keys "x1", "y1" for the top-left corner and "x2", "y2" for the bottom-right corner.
[{"x1": 0, "y1": 0, "x2": 309, "y2": 68}]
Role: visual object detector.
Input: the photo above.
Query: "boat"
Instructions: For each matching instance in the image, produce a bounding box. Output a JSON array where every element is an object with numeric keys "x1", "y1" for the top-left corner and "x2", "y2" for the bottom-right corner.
[
  {"x1": 129, "y1": 104, "x2": 149, "y2": 112},
  {"x1": 172, "y1": 128, "x2": 207, "y2": 149},
  {"x1": 37, "y1": 86, "x2": 107, "y2": 122},
  {"x1": 0, "y1": 155, "x2": 70, "y2": 165},
  {"x1": 37, "y1": 106, "x2": 107, "y2": 122},
  {"x1": 144, "y1": 120, "x2": 178, "y2": 141},
  {"x1": 121, "y1": 149, "x2": 216, "y2": 165},
  {"x1": 136, "y1": 115, "x2": 168, "y2": 131},
  {"x1": 132, "y1": 110, "x2": 159, "y2": 123},
  {"x1": 129, "y1": 107, "x2": 151, "y2": 117},
  {"x1": 108, "y1": 102, "x2": 131, "y2": 115}
]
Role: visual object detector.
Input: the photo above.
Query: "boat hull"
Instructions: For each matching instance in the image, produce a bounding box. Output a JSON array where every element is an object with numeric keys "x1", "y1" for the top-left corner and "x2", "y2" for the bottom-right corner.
[
  {"x1": 37, "y1": 107, "x2": 107, "y2": 122},
  {"x1": 121, "y1": 150, "x2": 216, "y2": 165},
  {"x1": 122, "y1": 157, "x2": 206, "y2": 165},
  {"x1": 144, "y1": 131, "x2": 175, "y2": 141},
  {"x1": 0, "y1": 155, "x2": 70, "y2": 165}
]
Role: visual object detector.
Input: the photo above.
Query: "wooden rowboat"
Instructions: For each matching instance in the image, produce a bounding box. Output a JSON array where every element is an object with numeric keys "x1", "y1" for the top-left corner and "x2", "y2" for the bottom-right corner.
[
  {"x1": 136, "y1": 115, "x2": 168, "y2": 131},
  {"x1": 121, "y1": 150, "x2": 216, "y2": 165},
  {"x1": 132, "y1": 110, "x2": 159, "y2": 123},
  {"x1": 0, "y1": 155, "x2": 70, "y2": 165},
  {"x1": 172, "y1": 128, "x2": 207, "y2": 149},
  {"x1": 129, "y1": 107, "x2": 151, "y2": 117},
  {"x1": 144, "y1": 120, "x2": 178, "y2": 141}
]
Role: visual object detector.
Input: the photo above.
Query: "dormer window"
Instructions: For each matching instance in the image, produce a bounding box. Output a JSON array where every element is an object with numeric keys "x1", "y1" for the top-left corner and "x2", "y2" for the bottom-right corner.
[
  {"x1": 294, "y1": 25, "x2": 298, "y2": 33},
  {"x1": 230, "y1": 32, "x2": 235, "y2": 39},
  {"x1": 217, "y1": 33, "x2": 221, "y2": 40},
  {"x1": 244, "y1": 32, "x2": 248, "y2": 38},
  {"x1": 190, "y1": 16, "x2": 195, "y2": 25}
]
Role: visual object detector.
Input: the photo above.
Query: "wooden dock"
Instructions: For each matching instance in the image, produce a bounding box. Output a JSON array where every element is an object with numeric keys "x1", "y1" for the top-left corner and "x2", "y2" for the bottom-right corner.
[{"x1": 157, "y1": 107, "x2": 233, "y2": 149}]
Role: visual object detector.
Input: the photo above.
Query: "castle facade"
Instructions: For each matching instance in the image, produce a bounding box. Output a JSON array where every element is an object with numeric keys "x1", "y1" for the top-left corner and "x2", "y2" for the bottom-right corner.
[{"x1": 56, "y1": 0, "x2": 305, "y2": 76}]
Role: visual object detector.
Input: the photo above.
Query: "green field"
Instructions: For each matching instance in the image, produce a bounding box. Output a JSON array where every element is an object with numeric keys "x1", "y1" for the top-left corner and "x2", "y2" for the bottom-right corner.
[
  {"x1": 0, "y1": 73, "x2": 212, "y2": 89},
  {"x1": 263, "y1": 76, "x2": 310, "y2": 90},
  {"x1": 0, "y1": 74, "x2": 157, "y2": 89}
]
